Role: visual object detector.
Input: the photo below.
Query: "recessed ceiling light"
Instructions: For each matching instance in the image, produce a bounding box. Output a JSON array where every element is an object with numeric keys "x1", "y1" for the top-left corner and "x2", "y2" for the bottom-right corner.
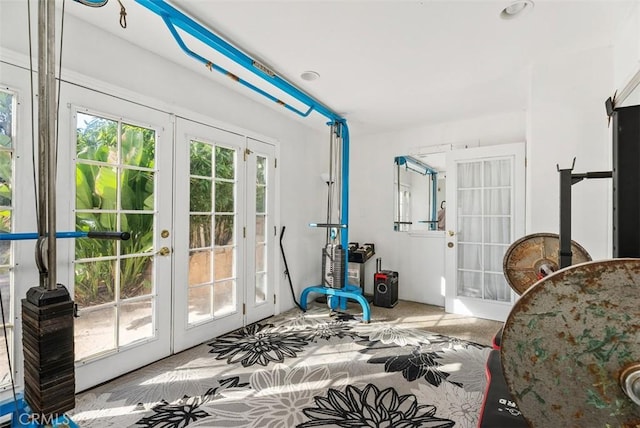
[
  {"x1": 500, "y1": 0, "x2": 534, "y2": 19},
  {"x1": 300, "y1": 71, "x2": 320, "y2": 81}
]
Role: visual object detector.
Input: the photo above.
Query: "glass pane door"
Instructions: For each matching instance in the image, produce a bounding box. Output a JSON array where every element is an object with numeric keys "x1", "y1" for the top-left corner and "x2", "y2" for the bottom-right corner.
[
  {"x1": 0, "y1": 88, "x2": 14, "y2": 391},
  {"x1": 74, "y1": 112, "x2": 157, "y2": 361},
  {"x1": 173, "y1": 118, "x2": 244, "y2": 353},
  {"x1": 63, "y1": 90, "x2": 173, "y2": 392},
  {"x1": 254, "y1": 154, "x2": 267, "y2": 303},
  {"x1": 445, "y1": 143, "x2": 525, "y2": 322},
  {"x1": 456, "y1": 159, "x2": 512, "y2": 302},
  {"x1": 188, "y1": 142, "x2": 238, "y2": 324},
  {"x1": 245, "y1": 138, "x2": 275, "y2": 325}
]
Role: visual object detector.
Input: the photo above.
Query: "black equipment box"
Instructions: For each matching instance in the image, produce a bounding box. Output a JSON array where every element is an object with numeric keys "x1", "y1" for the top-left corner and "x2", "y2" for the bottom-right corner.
[
  {"x1": 348, "y1": 242, "x2": 375, "y2": 263},
  {"x1": 373, "y1": 270, "x2": 398, "y2": 308}
]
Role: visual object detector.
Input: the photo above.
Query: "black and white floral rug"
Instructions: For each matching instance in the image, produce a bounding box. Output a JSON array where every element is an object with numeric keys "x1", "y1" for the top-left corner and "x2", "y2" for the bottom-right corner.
[{"x1": 70, "y1": 306, "x2": 491, "y2": 427}]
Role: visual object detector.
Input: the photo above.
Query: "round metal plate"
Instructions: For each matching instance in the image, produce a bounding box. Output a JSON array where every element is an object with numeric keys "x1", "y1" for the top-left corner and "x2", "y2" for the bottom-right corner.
[
  {"x1": 503, "y1": 233, "x2": 592, "y2": 295},
  {"x1": 501, "y1": 259, "x2": 640, "y2": 427}
]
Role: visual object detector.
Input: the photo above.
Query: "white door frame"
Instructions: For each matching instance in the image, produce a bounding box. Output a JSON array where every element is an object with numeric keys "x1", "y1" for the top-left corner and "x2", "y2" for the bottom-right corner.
[
  {"x1": 57, "y1": 84, "x2": 174, "y2": 392},
  {"x1": 445, "y1": 142, "x2": 525, "y2": 322},
  {"x1": 172, "y1": 118, "x2": 246, "y2": 353},
  {"x1": 244, "y1": 137, "x2": 276, "y2": 325},
  {"x1": 0, "y1": 62, "x2": 35, "y2": 399}
]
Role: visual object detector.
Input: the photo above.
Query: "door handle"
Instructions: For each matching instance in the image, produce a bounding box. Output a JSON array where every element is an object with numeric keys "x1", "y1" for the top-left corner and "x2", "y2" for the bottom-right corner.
[
  {"x1": 447, "y1": 230, "x2": 455, "y2": 236},
  {"x1": 158, "y1": 246, "x2": 171, "y2": 256}
]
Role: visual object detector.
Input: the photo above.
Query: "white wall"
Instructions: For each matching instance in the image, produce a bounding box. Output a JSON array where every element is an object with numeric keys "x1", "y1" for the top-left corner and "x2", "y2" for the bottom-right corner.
[
  {"x1": 0, "y1": 2, "x2": 328, "y2": 314},
  {"x1": 1, "y1": 0, "x2": 637, "y2": 315},
  {"x1": 613, "y1": 0, "x2": 640, "y2": 104},
  {"x1": 527, "y1": 46, "x2": 614, "y2": 261},
  {"x1": 352, "y1": 43, "x2": 621, "y2": 307},
  {"x1": 350, "y1": 112, "x2": 525, "y2": 306}
]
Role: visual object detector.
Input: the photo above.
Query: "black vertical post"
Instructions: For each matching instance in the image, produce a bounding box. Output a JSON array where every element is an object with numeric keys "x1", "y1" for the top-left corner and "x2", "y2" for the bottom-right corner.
[
  {"x1": 612, "y1": 105, "x2": 640, "y2": 258},
  {"x1": 558, "y1": 167, "x2": 573, "y2": 268}
]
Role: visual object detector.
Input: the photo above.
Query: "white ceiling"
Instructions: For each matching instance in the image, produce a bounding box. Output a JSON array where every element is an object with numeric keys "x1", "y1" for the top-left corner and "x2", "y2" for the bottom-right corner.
[{"x1": 65, "y1": 0, "x2": 635, "y2": 135}]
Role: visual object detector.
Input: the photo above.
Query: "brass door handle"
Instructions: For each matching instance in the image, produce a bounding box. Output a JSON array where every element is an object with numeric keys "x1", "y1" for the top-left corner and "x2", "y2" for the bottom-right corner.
[
  {"x1": 158, "y1": 246, "x2": 171, "y2": 256},
  {"x1": 448, "y1": 230, "x2": 455, "y2": 236}
]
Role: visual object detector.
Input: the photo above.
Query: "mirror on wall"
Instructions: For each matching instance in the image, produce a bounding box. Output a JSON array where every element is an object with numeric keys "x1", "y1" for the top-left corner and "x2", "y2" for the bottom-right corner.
[{"x1": 393, "y1": 154, "x2": 446, "y2": 233}]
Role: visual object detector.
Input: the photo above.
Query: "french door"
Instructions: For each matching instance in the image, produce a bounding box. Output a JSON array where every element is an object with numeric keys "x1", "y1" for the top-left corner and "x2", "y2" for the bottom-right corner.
[
  {"x1": 445, "y1": 143, "x2": 525, "y2": 322},
  {"x1": 59, "y1": 85, "x2": 174, "y2": 392},
  {"x1": 12, "y1": 79, "x2": 276, "y2": 392},
  {"x1": 244, "y1": 138, "x2": 276, "y2": 325},
  {"x1": 173, "y1": 118, "x2": 276, "y2": 353}
]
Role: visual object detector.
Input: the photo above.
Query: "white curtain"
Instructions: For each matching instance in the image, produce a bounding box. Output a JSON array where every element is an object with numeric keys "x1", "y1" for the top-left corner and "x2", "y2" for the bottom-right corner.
[{"x1": 457, "y1": 158, "x2": 512, "y2": 301}]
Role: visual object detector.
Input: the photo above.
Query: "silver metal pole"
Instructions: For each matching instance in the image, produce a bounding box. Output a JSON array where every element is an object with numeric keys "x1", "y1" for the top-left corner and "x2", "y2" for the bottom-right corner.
[
  {"x1": 326, "y1": 125, "x2": 335, "y2": 243},
  {"x1": 36, "y1": 0, "x2": 57, "y2": 290},
  {"x1": 335, "y1": 127, "x2": 342, "y2": 240},
  {"x1": 37, "y1": 0, "x2": 48, "y2": 288},
  {"x1": 46, "y1": 0, "x2": 57, "y2": 291}
]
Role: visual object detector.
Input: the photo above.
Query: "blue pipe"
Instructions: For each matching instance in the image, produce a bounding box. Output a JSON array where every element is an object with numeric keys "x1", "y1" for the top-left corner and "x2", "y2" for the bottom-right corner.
[
  {"x1": 431, "y1": 173, "x2": 438, "y2": 230},
  {"x1": 72, "y1": 0, "x2": 108, "y2": 6},
  {"x1": 160, "y1": 16, "x2": 314, "y2": 118},
  {"x1": 340, "y1": 122, "x2": 350, "y2": 284},
  {"x1": 132, "y1": 0, "x2": 368, "y2": 320},
  {"x1": 134, "y1": 0, "x2": 341, "y2": 122},
  {"x1": 394, "y1": 155, "x2": 438, "y2": 175}
]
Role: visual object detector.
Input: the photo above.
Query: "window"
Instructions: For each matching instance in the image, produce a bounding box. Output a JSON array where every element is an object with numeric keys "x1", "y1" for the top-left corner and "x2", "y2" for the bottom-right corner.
[
  {"x1": 74, "y1": 111, "x2": 157, "y2": 361},
  {"x1": 393, "y1": 155, "x2": 442, "y2": 232},
  {"x1": 393, "y1": 177, "x2": 412, "y2": 232},
  {"x1": 0, "y1": 88, "x2": 15, "y2": 390},
  {"x1": 188, "y1": 141, "x2": 237, "y2": 325},
  {"x1": 254, "y1": 154, "x2": 267, "y2": 303}
]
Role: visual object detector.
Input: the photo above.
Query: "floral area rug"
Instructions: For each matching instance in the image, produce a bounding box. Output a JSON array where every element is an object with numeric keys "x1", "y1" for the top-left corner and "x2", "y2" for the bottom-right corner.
[{"x1": 70, "y1": 306, "x2": 491, "y2": 427}]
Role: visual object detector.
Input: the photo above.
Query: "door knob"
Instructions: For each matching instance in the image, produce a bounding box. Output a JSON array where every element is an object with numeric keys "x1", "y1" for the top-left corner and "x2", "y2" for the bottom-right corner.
[
  {"x1": 158, "y1": 246, "x2": 171, "y2": 256},
  {"x1": 447, "y1": 242, "x2": 454, "y2": 248}
]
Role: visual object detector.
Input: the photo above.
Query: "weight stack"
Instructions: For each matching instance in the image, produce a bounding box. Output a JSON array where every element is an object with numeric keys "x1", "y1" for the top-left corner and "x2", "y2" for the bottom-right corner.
[
  {"x1": 322, "y1": 244, "x2": 345, "y2": 289},
  {"x1": 21, "y1": 285, "x2": 75, "y2": 417},
  {"x1": 373, "y1": 271, "x2": 398, "y2": 308}
]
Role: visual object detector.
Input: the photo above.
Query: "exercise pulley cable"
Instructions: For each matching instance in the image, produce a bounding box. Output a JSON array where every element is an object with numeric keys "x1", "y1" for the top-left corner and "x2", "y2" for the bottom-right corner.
[
  {"x1": 56, "y1": 0, "x2": 66, "y2": 171},
  {"x1": 325, "y1": 124, "x2": 342, "y2": 243},
  {"x1": 27, "y1": 0, "x2": 39, "y2": 234},
  {"x1": 2, "y1": 0, "x2": 72, "y2": 417}
]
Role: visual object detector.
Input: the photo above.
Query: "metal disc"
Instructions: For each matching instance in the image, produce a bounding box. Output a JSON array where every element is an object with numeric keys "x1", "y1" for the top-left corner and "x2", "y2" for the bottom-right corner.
[
  {"x1": 503, "y1": 233, "x2": 592, "y2": 295},
  {"x1": 501, "y1": 259, "x2": 640, "y2": 427}
]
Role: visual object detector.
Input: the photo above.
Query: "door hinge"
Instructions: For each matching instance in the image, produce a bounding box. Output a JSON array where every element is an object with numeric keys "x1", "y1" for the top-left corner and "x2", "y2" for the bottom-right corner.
[
  {"x1": 524, "y1": 157, "x2": 527, "y2": 167},
  {"x1": 243, "y1": 226, "x2": 246, "y2": 238},
  {"x1": 243, "y1": 303, "x2": 246, "y2": 315},
  {"x1": 244, "y1": 148, "x2": 253, "y2": 161},
  {"x1": 274, "y1": 158, "x2": 277, "y2": 168},
  {"x1": 274, "y1": 226, "x2": 277, "y2": 236},
  {"x1": 273, "y1": 294, "x2": 276, "y2": 304}
]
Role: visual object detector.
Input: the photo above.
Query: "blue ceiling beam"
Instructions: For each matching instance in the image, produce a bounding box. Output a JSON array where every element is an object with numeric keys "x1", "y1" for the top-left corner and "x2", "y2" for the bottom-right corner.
[{"x1": 134, "y1": 0, "x2": 344, "y2": 123}]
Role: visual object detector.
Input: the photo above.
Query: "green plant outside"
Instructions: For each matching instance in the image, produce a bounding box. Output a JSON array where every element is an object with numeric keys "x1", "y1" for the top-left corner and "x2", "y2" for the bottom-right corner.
[
  {"x1": 75, "y1": 114, "x2": 155, "y2": 307},
  {"x1": 0, "y1": 91, "x2": 13, "y2": 236},
  {"x1": 189, "y1": 141, "x2": 235, "y2": 250},
  {"x1": 75, "y1": 118, "x2": 238, "y2": 307}
]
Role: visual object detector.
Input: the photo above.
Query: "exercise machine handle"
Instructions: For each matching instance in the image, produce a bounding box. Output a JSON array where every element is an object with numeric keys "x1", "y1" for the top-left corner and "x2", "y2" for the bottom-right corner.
[{"x1": 87, "y1": 231, "x2": 131, "y2": 241}]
